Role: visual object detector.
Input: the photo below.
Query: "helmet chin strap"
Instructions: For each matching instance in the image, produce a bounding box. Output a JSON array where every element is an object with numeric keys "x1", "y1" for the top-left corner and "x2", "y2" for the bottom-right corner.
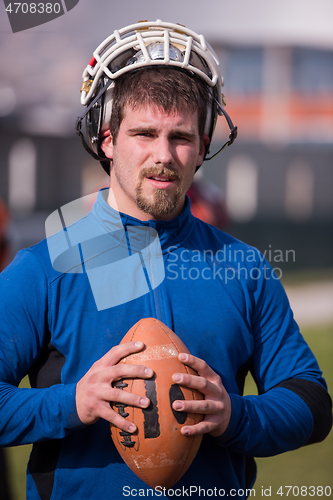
[{"x1": 204, "y1": 97, "x2": 238, "y2": 161}]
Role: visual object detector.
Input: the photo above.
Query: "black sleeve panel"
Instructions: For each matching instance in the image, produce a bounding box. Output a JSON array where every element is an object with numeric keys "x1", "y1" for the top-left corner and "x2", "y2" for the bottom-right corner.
[{"x1": 275, "y1": 379, "x2": 332, "y2": 445}]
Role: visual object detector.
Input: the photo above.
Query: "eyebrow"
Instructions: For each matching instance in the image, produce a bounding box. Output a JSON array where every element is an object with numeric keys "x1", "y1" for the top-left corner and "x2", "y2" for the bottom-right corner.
[{"x1": 127, "y1": 126, "x2": 197, "y2": 140}]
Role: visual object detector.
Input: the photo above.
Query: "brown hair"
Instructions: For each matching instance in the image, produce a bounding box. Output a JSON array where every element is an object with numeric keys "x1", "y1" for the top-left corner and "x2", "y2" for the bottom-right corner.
[{"x1": 109, "y1": 67, "x2": 211, "y2": 144}]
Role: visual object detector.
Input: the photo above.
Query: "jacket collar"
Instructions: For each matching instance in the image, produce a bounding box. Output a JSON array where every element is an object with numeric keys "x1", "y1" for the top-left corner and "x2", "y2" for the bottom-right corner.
[{"x1": 91, "y1": 188, "x2": 195, "y2": 252}]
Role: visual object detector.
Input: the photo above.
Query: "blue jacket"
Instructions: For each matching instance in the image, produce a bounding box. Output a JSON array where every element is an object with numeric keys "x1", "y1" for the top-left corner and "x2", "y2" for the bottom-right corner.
[{"x1": 0, "y1": 190, "x2": 331, "y2": 499}]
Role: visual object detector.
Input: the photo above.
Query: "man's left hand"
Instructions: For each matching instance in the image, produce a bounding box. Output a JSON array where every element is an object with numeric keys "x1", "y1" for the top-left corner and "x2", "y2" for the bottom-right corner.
[{"x1": 172, "y1": 353, "x2": 231, "y2": 438}]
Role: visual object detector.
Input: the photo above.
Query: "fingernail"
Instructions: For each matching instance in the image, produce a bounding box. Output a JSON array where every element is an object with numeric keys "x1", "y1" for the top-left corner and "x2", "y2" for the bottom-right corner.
[
  {"x1": 179, "y1": 353, "x2": 188, "y2": 362},
  {"x1": 173, "y1": 402, "x2": 183, "y2": 411},
  {"x1": 135, "y1": 341, "x2": 143, "y2": 348},
  {"x1": 128, "y1": 424, "x2": 136, "y2": 432},
  {"x1": 182, "y1": 427, "x2": 190, "y2": 436},
  {"x1": 145, "y1": 368, "x2": 153, "y2": 376},
  {"x1": 140, "y1": 397, "x2": 150, "y2": 407},
  {"x1": 173, "y1": 374, "x2": 182, "y2": 383}
]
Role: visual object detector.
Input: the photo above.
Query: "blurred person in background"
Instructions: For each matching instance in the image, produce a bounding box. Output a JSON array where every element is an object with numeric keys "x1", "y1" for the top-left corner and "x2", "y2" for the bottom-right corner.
[{"x1": 187, "y1": 177, "x2": 229, "y2": 230}]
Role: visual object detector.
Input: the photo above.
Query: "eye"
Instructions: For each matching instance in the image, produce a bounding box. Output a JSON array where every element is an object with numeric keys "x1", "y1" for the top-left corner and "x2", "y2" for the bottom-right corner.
[
  {"x1": 134, "y1": 131, "x2": 155, "y2": 139},
  {"x1": 172, "y1": 134, "x2": 191, "y2": 144}
]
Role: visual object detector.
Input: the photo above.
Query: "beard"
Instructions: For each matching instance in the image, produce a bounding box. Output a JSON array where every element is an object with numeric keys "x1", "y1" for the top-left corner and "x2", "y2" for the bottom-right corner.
[{"x1": 135, "y1": 166, "x2": 184, "y2": 217}]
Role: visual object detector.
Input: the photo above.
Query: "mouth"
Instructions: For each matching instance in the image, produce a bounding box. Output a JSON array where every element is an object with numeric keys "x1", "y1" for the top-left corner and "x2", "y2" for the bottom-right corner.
[{"x1": 146, "y1": 174, "x2": 177, "y2": 189}]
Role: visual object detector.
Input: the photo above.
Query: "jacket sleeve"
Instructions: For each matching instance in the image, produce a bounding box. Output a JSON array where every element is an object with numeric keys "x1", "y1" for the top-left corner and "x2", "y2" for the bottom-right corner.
[
  {"x1": 0, "y1": 249, "x2": 83, "y2": 447},
  {"x1": 216, "y1": 256, "x2": 332, "y2": 456}
]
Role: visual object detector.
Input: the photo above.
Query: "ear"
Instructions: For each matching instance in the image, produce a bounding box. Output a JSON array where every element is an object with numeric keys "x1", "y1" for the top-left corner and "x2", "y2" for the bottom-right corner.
[
  {"x1": 100, "y1": 131, "x2": 114, "y2": 160},
  {"x1": 196, "y1": 135, "x2": 210, "y2": 168}
]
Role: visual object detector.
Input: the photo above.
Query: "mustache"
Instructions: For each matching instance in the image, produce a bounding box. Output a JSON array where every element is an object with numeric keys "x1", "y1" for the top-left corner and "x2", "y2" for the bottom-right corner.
[{"x1": 139, "y1": 166, "x2": 183, "y2": 181}]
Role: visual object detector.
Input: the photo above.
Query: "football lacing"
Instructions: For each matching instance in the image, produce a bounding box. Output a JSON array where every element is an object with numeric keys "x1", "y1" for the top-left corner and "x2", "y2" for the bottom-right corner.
[{"x1": 114, "y1": 380, "x2": 135, "y2": 448}]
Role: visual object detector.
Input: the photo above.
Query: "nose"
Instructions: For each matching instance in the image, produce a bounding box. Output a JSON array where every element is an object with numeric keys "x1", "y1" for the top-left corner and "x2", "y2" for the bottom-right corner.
[{"x1": 152, "y1": 137, "x2": 174, "y2": 166}]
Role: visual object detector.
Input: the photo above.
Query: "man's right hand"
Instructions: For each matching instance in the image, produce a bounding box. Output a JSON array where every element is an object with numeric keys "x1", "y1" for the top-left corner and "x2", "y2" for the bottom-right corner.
[{"x1": 75, "y1": 341, "x2": 153, "y2": 433}]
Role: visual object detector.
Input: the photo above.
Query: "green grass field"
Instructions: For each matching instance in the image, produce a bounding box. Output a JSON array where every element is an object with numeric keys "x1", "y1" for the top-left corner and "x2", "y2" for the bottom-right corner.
[{"x1": 4, "y1": 323, "x2": 333, "y2": 499}]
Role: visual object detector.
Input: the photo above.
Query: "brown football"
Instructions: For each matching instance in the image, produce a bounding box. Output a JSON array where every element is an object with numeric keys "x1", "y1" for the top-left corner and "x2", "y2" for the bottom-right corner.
[{"x1": 110, "y1": 318, "x2": 203, "y2": 489}]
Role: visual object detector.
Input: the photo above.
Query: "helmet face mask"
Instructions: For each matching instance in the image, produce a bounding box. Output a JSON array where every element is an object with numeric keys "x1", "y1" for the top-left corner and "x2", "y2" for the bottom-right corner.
[{"x1": 77, "y1": 20, "x2": 236, "y2": 174}]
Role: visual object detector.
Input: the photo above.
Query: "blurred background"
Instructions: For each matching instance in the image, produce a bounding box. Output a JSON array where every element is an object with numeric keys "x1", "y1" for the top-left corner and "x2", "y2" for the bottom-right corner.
[{"x1": 0, "y1": 0, "x2": 332, "y2": 498}]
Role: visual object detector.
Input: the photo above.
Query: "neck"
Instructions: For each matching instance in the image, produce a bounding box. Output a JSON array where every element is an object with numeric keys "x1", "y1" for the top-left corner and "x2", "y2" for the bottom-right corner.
[{"x1": 106, "y1": 187, "x2": 186, "y2": 221}]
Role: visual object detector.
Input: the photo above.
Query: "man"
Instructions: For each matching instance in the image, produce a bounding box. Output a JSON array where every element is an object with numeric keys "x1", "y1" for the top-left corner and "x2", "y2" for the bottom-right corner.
[{"x1": 0, "y1": 20, "x2": 331, "y2": 500}]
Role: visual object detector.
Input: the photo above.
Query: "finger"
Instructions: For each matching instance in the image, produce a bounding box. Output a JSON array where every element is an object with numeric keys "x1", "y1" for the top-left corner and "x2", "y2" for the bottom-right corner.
[
  {"x1": 101, "y1": 341, "x2": 146, "y2": 366},
  {"x1": 180, "y1": 420, "x2": 216, "y2": 437},
  {"x1": 110, "y1": 363, "x2": 153, "y2": 382},
  {"x1": 172, "y1": 372, "x2": 219, "y2": 398},
  {"x1": 105, "y1": 386, "x2": 150, "y2": 409},
  {"x1": 172, "y1": 398, "x2": 222, "y2": 415},
  {"x1": 97, "y1": 403, "x2": 138, "y2": 433},
  {"x1": 178, "y1": 353, "x2": 218, "y2": 381}
]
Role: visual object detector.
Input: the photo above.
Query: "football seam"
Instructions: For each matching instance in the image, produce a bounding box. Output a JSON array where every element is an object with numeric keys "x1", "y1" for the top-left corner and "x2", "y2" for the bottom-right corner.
[
  {"x1": 128, "y1": 446, "x2": 152, "y2": 486},
  {"x1": 113, "y1": 380, "x2": 136, "y2": 449},
  {"x1": 149, "y1": 318, "x2": 200, "y2": 408},
  {"x1": 150, "y1": 320, "x2": 203, "y2": 486}
]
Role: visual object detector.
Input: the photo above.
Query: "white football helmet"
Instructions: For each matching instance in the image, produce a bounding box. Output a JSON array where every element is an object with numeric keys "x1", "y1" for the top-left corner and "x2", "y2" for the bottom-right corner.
[{"x1": 76, "y1": 19, "x2": 237, "y2": 173}]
